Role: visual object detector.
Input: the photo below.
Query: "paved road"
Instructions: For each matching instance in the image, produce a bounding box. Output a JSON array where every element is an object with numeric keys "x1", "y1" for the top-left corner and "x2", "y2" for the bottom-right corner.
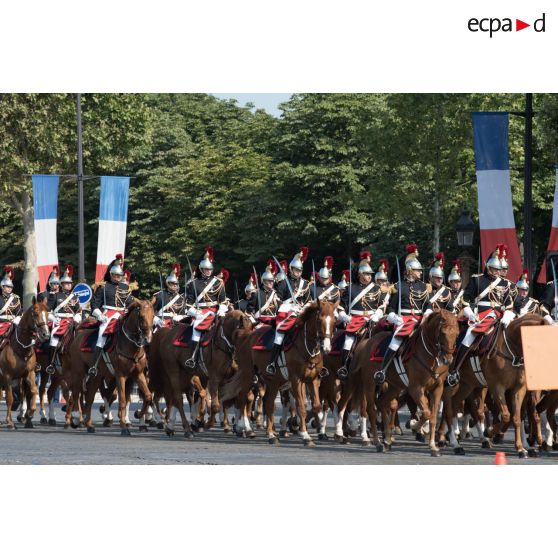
[{"x1": 0, "y1": 401, "x2": 554, "y2": 464}]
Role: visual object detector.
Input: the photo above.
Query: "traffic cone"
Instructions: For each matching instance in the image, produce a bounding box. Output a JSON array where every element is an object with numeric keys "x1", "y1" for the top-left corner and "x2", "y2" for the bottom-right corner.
[{"x1": 494, "y1": 451, "x2": 507, "y2": 465}]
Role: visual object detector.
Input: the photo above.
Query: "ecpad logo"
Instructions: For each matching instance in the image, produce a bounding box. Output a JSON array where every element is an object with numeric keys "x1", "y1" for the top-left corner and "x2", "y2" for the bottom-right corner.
[{"x1": 468, "y1": 13, "x2": 546, "y2": 37}]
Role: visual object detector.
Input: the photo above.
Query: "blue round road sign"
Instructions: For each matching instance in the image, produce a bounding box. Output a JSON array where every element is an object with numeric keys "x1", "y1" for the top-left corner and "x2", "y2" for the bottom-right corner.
[{"x1": 73, "y1": 283, "x2": 92, "y2": 305}]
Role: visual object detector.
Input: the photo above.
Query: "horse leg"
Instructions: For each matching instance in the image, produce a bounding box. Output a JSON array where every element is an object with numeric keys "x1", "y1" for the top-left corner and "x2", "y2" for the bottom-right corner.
[
  {"x1": 291, "y1": 378, "x2": 313, "y2": 447},
  {"x1": 263, "y1": 382, "x2": 279, "y2": 444},
  {"x1": 5, "y1": 382, "x2": 15, "y2": 429},
  {"x1": 309, "y1": 378, "x2": 323, "y2": 440},
  {"x1": 204, "y1": 373, "x2": 220, "y2": 430},
  {"x1": 468, "y1": 390, "x2": 490, "y2": 448},
  {"x1": 24, "y1": 370, "x2": 38, "y2": 428},
  {"x1": 46, "y1": 376, "x2": 59, "y2": 426},
  {"x1": 82, "y1": 373, "x2": 102, "y2": 432},
  {"x1": 487, "y1": 384, "x2": 510, "y2": 445},
  {"x1": 135, "y1": 371, "x2": 153, "y2": 433},
  {"x1": 39, "y1": 371, "x2": 48, "y2": 424},
  {"x1": 115, "y1": 374, "x2": 131, "y2": 436},
  {"x1": 512, "y1": 384, "x2": 530, "y2": 458},
  {"x1": 409, "y1": 385, "x2": 431, "y2": 448},
  {"x1": 427, "y1": 384, "x2": 444, "y2": 457}
]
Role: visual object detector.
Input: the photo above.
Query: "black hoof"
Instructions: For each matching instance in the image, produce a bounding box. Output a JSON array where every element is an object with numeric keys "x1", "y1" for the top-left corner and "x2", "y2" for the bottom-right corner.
[
  {"x1": 541, "y1": 441, "x2": 549, "y2": 452},
  {"x1": 431, "y1": 449, "x2": 441, "y2": 457},
  {"x1": 383, "y1": 443, "x2": 392, "y2": 452},
  {"x1": 134, "y1": 410, "x2": 141, "y2": 419},
  {"x1": 518, "y1": 450, "x2": 528, "y2": 459},
  {"x1": 224, "y1": 427, "x2": 233, "y2": 434},
  {"x1": 552, "y1": 442, "x2": 558, "y2": 451},
  {"x1": 279, "y1": 430, "x2": 290, "y2": 438},
  {"x1": 40, "y1": 417, "x2": 48, "y2": 425},
  {"x1": 304, "y1": 439, "x2": 316, "y2": 447},
  {"x1": 318, "y1": 433, "x2": 329, "y2": 441},
  {"x1": 415, "y1": 433, "x2": 426, "y2": 443},
  {"x1": 341, "y1": 437, "x2": 351, "y2": 445},
  {"x1": 347, "y1": 429, "x2": 357, "y2": 438},
  {"x1": 157, "y1": 422, "x2": 164, "y2": 430},
  {"x1": 87, "y1": 426, "x2": 96, "y2": 433},
  {"x1": 16, "y1": 415, "x2": 23, "y2": 423},
  {"x1": 103, "y1": 419, "x2": 113, "y2": 427},
  {"x1": 405, "y1": 420, "x2": 411, "y2": 429},
  {"x1": 438, "y1": 439, "x2": 447, "y2": 447},
  {"x1": 139, "y1": 425, "x2": 148, "y2": 432},
  {"x1": 70, "y1": 421, "x2": 79, "y2": 429},
  {"x1": 248, "y1": 431, "x2": 257, "y2": 439},
  {"x1": 333, "y1": 434, "x2": 344, "y2": 443},
  {"x1": 24, "y1": 420, "x2": 34, "y2": 429},
  {"x1": 63, "y1": 423, "x2": 69, "y2": 429},
  {"x1": 99, "y1": 404, "x2": 105, "y2": 413},
  {"x1": 527, "y1": 448, "x2": 539, "y2": 458},
  {"x1": 361, "y1": 440, "x2": 372, "y2": 447},
  {"x1": 236, "y1": 430, "x2": 246, "y2": 438},
  {"x1": 268, "y1": 436, "x2": 279, "y2": 445},
  {"x1": 166, "y1": 429, "x2": 175, "y2": 438},
  {"x1": 121, "y1": 428, "x2": 132, "y2": 437},
  {"x1": 148, "y1": 420, "x2": 158, "y2": 427},
  {"x1": 184, "y1": 431, "x2": 194, "y2": 439},
  {"x1": 481, "y1": 440, "x2": 492, "y2": 449},
  {"x1": 7, "y1": 424, "x2": 15, "y2": 431},
  {"x1": 376, "y1": 444, "x2": 384, "y2": 453},
  {"x1": 61, "y1": 405, "x2": 67, "y2": 413},
  {"x1": 48, "y1": 419, "x2": 56, "y2": 426},
  {"x1": 493, "y1": 434, "x2": 504, "y2": 444},
  {"x1": 453, "y1": 446, "x2": 465, "y2": 455}
]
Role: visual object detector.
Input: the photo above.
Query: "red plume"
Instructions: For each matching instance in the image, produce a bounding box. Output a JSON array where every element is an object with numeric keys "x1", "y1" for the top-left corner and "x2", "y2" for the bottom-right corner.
[
  {"x1": 204, "y1": 245, "x2": 214, "y2": 262},
  {"x1": 66, "y1": 264, "x2": 74, "y2": 278},
  {"x1": 359, "y1": 251, "x2": 372, "y2": 262},
  {"x1": 324, "y1": 256, "x2": 334, "y2": 269},
  {"x1": 219, "y1": 268, "x2": 229, "y2": 284},
  {"x1": 379, "y1": 258, "x2": 389, "y2": 271},
  {"x1": 521, "y1": 268, "x2": 529, "y2": 280},
  {"x1": 280, "y1": 260, "x2": 288, "y2": 273},
  {"x1": 406, "y1": 243, "x2": 418, "y2": 254},
  {"x1": 249, "y1": 272, "x2": 257, "y2": 285},
  {"x1": 124, "y1": 269, "x2": 132, "y2": 281},
  {"x1": 435, "y1": 252, "x2": 444, "y2": 266},
  {"x1": 452, "y1": 259, "x2": 461, "y2": 273},
  {"x1": 299, "y1": 246, "x2": 309, "y2": 263},
  {"x1": 3, "y1": 265, "x2": 14, "y2": 280},
  {"x1": 267, "y1": 258, "x2": 278, "y2": 275},
  {"x1": 115, "y1": 253, "x2": 123, "y2": 261},
  {"x1": 53, "y1": 265, "x2": 60, "y2": 276},
  {"x1": 342, "y1": 269, "x2": 350, "y2": 280},
  {"x1": 172, "y1": 263, "x2": 181, "y2": 278}
]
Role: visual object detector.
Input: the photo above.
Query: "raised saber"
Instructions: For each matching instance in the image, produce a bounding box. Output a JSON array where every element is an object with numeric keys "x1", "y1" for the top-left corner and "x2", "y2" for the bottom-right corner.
[
  {"x1": 272, "y1": 256, "x2": 298, "y2": 308},
  {"x1": 234, "y1": 280, "x2": 240, "y2": 308},
  {"x1": 396, "y1": 255, "x2": 402, "y2": 316},
  {"x1": 158, "y1": 272, "x2": 164, "y2": 317},
  {"x1": 312, "y1": 259, "x2": 317, "y2": 301},
  {"x1": 348, "y1": 258, "x2": 353, "y2": 310},
  {"x1": 186, "y1": 255, "x2": 199, "y2": 310},
  {"x1": 253, "y1": 266, "x2": 261, "y2": 314}
]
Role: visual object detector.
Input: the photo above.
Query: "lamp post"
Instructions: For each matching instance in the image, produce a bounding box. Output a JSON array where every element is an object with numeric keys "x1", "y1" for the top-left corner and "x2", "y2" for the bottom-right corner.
[
  {"x1": 456, "y1": 208, "x2": 476, "y2": 286},
  {"x1": 76, "y1": 94, "x2": 85, "y2": 283}
]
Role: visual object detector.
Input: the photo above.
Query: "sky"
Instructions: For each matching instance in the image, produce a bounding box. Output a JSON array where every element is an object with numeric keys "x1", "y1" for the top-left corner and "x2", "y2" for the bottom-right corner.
[{"x1": 211, "y1": 93, "x2": 292, "y2": 117}]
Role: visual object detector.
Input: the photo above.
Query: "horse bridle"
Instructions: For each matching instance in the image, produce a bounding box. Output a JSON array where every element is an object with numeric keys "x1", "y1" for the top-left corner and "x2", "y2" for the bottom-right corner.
[
  {"x1": 418, "y1": 315, "x2": 455, "y2": 375},
  {"x1": 497, "y1": 328, "x2": 524, "y2": 367},
  {"x1": 121, "y1": 305, "x2": 150, "y2": 348}
]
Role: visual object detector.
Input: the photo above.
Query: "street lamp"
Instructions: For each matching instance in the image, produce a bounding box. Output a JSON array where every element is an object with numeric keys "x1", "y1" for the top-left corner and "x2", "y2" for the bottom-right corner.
[{"x1": 456, "y1": 208, "x2": 475, "y2": 248}]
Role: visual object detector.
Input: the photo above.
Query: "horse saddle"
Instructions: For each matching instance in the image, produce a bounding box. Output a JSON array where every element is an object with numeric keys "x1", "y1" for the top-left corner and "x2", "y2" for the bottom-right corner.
[
  {"x1": 172, "y1": 323, "x2": 215, "y2": 348},
  {"x1": 456, "y1": 325, "x2": 499, "y2": 357},
  {"x1": 251, "y1": 325, "x2": 298, "y2": 352},
  {"x1": 369, "y1": 333, "x2": 417, "y2": 363},
  {"x1": 79, "y1": 329, "x2": 116, "y2": 353}
]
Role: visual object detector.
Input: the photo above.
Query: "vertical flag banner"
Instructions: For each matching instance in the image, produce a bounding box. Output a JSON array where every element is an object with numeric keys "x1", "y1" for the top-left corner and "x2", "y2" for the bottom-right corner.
[
  {"x1": 95, "y1": 176, "x2": 130, "y2": 282},
  {"x1": 32, "y1": 174, "x2": 60, "y2": 290},
  {"x1": 472, "y1": 112, "x2": 522, "y2": 279},
  {"x1": 537, "y1": 164, "x2": 558, "y2": 283}
]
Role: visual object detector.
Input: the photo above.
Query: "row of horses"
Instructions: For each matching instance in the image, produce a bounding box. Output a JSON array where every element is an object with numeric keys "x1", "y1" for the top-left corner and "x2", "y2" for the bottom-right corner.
[{"x1": 0, "y1": 296, "x2": 554, "y2": 459}]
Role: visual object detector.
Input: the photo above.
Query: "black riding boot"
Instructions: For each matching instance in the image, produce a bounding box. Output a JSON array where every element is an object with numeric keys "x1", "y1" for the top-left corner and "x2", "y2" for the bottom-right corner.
[
  {"x1": 266, "y1": 343, "x2": 282, "y2": 375},
  {"x1": 88, "y1": 346, "x2": 103, "y2": 376},
  {"x1": 185, "y1": 341, "x2": 200, "y2": 368},
  {"x1": 45, "y1": 346, "x2": 57, "y2": 374},
  {"x1": 374, "y1": 347, "x2": 397, "y2": 385},
  {"x1": 337, "y1": 349, "x2": 351, "y2": 379},
  {"x1": 445, "y1": 344, "x2": 469, "y2": 387}
]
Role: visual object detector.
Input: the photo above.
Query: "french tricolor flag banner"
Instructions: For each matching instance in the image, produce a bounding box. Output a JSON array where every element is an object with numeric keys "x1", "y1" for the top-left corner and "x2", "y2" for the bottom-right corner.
[
  {"x1": 32, "y1": 174, "x2": 60, "y2": 290},
  {"x1": 472, "y1": 112, "x2": 522, "y2": 280},
  {"x1": 95, "y1": 176, "x2": 130, "y2": 282},
  {"x1": 537, "y1": 164, "x2": 558, "y2": 284}
]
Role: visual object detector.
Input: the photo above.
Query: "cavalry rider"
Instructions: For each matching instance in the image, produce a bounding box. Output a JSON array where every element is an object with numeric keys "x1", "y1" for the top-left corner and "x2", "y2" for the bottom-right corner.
[
  {"x1": 185, "y1": 246, "x2": 228, "y2": 368},
  {"x1": 337, "y1": 252, "x2": 386, "y2": 379},
  {"x1": 337, "y1": 269, "x2": 349, "y2": 296},
  {"x1": 247, "y1": 260, "x2": 280, "y2": 325},
  {"x1": 447, "y1": 260, "x2": 464, "y2": 314},
  {"x1": 275, "y1": 259, "x2": 288, "y2": 285},
  {"x1": 375, "y1": 258, "x2": 390, "y2": 288},
  {"x1": 88, "y1": 254, "x2": 135, "y2": 375},
  {"x1": 238, "y1": 273, "x2": 257, "y2": 314},
  {"x1": 445, "y1": 246, "x2": 515, "y2": 387},
  {"x1": 513, "y1": 270, "x2": 539, "y2": 316},
  {"x1": 38, "y1": 266, "x2": 61, "y2": 307},
  {"x1": 498, "y1": 244, "x2": 518, "y2": 301},
  {"x1": 374, "y1": 244, "x2": 433, "y2": 385},
  {"x1": 45, "y1": 264, "x2": 82, "y2": 374},
  {"x1": 153, "y1": 263, "x2": 187, "y2": 329},
  {"x1": 311, "y1": 256, "x2": 341, "y2": 304},
  {"x1": 540, "y1": 256, "x2": 558, "y2": 325},
  {"x1": 427, "y1": 252, "x2": 453, "y2": 311},
  {"x1": 266, "y1": 247, "x2": 311, "y2": 375},
  {"x1": 0, "y1": 266, "x2": 22, "y2": 339}
]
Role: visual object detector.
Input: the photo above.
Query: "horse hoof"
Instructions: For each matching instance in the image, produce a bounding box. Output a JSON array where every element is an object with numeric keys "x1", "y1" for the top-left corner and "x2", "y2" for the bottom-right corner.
[
  {"x1": 184, "y1": 431, "x2": 195, "y2": 439},
  {"x1": 223, "y1": 427, "x2": 232, "y2": 435},
  {"x1": 541, "y1": 441, "x2": 549, "y2": 452},
  {"x1": 248, "y1": 431, "x2": 257, "y2": 439},
  {"x1": 61, "y1": 405, "x2": 67, "y2": 413},
  {"x1": 333, "y1": 434, "x2": 344, "y2": 443},
  {"x1": 527, "y1": 448, "x2": 539, "y2": 458},
  {"x1": 7, "y1": 424, "x2": 15, "y2": 431},
  {"x1": 148, "y1": 420, "x2": 158, "y2": 427},
  {"x1": 139, "y1": 425, "x2": 148, "y2": 432},
  {"x1": 268, "y1": 437, "x2": 279, "y2": 445},
  {"x1": 465, "y1": 432, "x2": 473, "y2": 439},
  {"x1": 383, "y1": 443, "x2": 392, "y2": 452},
  {"x1": 121, "y1": 428, "x2": 132, "y2": 437},
  {"x1": 279, "y1": 430, "x2": 290, "y2": 438},
  {"x1": 376, "y1": 444, "x2": 384, "y2": 453},
  {"x1": 552, "y1": 443, "x2": 558, "y2": 451},
  {"x1": 157, "y1": 422, "x2": 164, "y2": 430},
  {"x1": 48, "y1": 419, "x2": 56, "y2": 426},
  {"x1": 415, "y1": 433, "x2": 426, "y2": 443},
  {"x1": 166, "y1": 429, "x2": 175, "y2": 438},
  {"x1": 87, "y1": 426, "x2": 95, "y2": 433},
  {"x1": 304, "y1": 439, "x2": 316, "y2": 448},
  {"x1": 518, "y1": 450, "x2": 528, "y2": 459},
  {"x1": 393, "y1": 426, "x2": 403, "y2": 436},
  {"x1": 431, "y1": 449, "x2": 441, "y2": 457},
  {"x1": 125, "y1": 422, "x2": 132, "y2": 428},
  {"x1": 347, "y1": 429, "x2": 357, "y2": 438},
  {"x1": 16, "y1": 415, "x2": 23, "y2": 423},
  {"x1": 99, "y1": 404, "x2": 105, "y2": 413},
  {"x1": 134, "y1": 410, "x2": 141, "y2": 419},
  {"x1": 453, "y1": 446, "x2": 465, "y2": 456},
  {"x1": 318, "y1": 433, "x2": 329, "y2": 441},
  {"x1": 493, "y1": 434, "x2": 504, "y2": 445},
  {"x1": 63, "y1": 423, "x2": 69, "y2": 430},
  {"x1": 70, "y1": 421, "x2": 79, "y2": 429},
  {"x1": 405, "y1": 420, "x2": 411, "y2": 429},
  {"x1": 481, "y1": 440, "x2": 492, "y2": 449},
  {"x1": 361, "y1": 440, "x2": 372, "y2": 447},
  {"x1": 40, "y1": 417, "x2": 48, "y2": 425},
  {"x1": 103, "y1": 419, "x2": 113, "y2": 427},
  {"x1": 310, "y1": 418, "x2": 316, "y2": 429},
  {"x1": 438, "y1": 439, "x2": 447, "y2": 447},
  {"x1": 24, "y1": 420, "x2": 34, "y2": 429}
]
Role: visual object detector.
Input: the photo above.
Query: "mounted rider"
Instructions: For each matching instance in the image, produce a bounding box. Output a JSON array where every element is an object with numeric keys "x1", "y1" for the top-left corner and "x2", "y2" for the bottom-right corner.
[
  {"x1": 0, "y1": 266, "x2": 22, "y2": 340},
  {"x1": 45, "y1": 264, "x2": 82, "y2": 374},
  {"x1": 337, "y1": 269, "x2": 349, "y2": 296},
  {"x1": 445, "y1": 246, "x2": 515, "y2": 387},
  {"x1": 238, "y1": 273, "x2": 257, "y2": 314},
  {"x1": 275, "y1": 259, "x2": 288, "y2": 285},
  {"x1": 498, "y1": 244, "x2": 518, "y2": 301},
  {"x1": 266, "y1": 247, "x2": 311, "y2": 375},
  {"x1": 427, "y1": 252, "x2": 453, "y2": 311},
  {"x1": 311, "y1": 256, "x2": 341, "y2": 304},
  {"x1": 374, "y1": 244, "x2": 432, "y2": 385},
  {"x1": 513, "y1": 269, "x2": 539, "y2": 316},
  {"x1": 540, "y1": 255, "x2": 558, "y2": 325},
  {"x1": 88, "y1": 254, "x2": 135, "y2": 375},
  {"x1": 38, "y1": 265, "x2": 61, "y2": 307},
  {"x1": 447, "y1": 260, "x2": 464, "y2": 314},
  {"x1": 375, "y1": 258, "x2": 390, "y2": 288},
  {"x1": 337, "y1": 251, "x2": 388, "y2": 379},
  {"x1": 185, "y1": 246, "x2": 228, "y2": 368},
  {"x1": 248, "y1": 260, "x2": 281, "y2": 325},
  {"x1": 153, "y1": 263, "x2": 187, "y2": 329}
]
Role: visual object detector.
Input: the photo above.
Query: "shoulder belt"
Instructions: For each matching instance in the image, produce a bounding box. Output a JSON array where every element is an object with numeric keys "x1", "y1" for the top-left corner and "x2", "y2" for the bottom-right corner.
[
  {"x1": 350, "y1": 283, "x2": 376, "y2": 309},
  {"x1": 475, "y1": 277, "x2": 501, "y2": 304},
  {"x1": 54, "y1": 292, "x2": 79, "y2": 315},
  {"x1": 430, "y1": 286, "x2": 448, "y2": 305},
  {"x1": 160, "y1": 293, "x2": 181, "y2": 314},
  {"x1": 0, "y1": 295, "x2": 15, "y2": 315},
  {"x1": 196, "y1": 277, "x2": 218, "y2": 302},
  {"x1": 318, "y1": 284, "x2": 336, "y2": 300},
  {"x1": 260, "y1": 291, "x2": 277, "y2": 313}
]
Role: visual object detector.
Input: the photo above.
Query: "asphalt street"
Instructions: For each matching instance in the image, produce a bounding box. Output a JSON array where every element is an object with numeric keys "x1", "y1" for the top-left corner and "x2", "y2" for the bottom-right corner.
[{"x1": 0, "y1": 400, "x2": 555, "y2": 465}]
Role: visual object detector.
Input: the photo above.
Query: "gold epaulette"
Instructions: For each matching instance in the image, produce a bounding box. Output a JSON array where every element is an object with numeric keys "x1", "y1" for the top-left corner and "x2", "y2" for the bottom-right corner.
[
  {"x1": 471, "y1": 273, "x2": 482, "y2": 278},
  {"x1": 380, "y1": 284, "x2": 391, "y2": 294},
  {"x1": 547, "y1": 280, "x2": 554, "y2": 285},
  {"x1": 128, "y1": 281, "x2": 139, "y2": 290},
  {"x1": 426, "y1": 284, "x2": 433, "y2": 294},
  {"x1": 91, "y1": 281, "x2": 105, "y2": 293}
]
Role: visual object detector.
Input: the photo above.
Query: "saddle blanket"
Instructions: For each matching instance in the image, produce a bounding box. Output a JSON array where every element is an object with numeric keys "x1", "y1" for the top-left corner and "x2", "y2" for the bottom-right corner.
[
  {"x1": 172, "y1": 324, "x2": 214, "y2": 348},
  {"x1": 252, "y1": 325, "x2": 298, "y2": 351}
]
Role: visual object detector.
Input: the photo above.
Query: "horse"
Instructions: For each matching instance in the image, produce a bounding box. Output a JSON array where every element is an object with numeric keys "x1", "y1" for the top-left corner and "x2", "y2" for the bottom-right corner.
[
  {"x1": 0, "y1": 298, "x2": 50, "y2": 429},
  {"x1": 148, "y1": 309, "x2": 247, "y2": 437},
  {"x1": 221, "y1": 299, "x2": 337, "y2": 446},
  {"x1": 375, "y1": 309, "x2": 459, "y2": 456},
  {"x1": 62, "y1": 300, "x2": 154, "y2": 435}
]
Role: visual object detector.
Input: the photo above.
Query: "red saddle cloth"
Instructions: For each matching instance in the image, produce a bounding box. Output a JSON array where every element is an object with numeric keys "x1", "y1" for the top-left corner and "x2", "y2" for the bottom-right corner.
[
  {"x1": 193, "y1": 308, "x2": 218, "y2": 331},
  {"x1": 79, "y1": 329, "x2": 117, "y2": 353},
  {"x1": 470, "y1": 309, "x2": 502, "y2": 334},
  {"x1": 393, "y1": 315, "x2": 422, "y2": 337},
  {"x1": 0, "y1": 321, "x2": 13, "y2": 337},
  {"x1": 275, "y1": 311, "x2": 298, "y2": 333},
  {"x1": 369, "y1": 332, "x2": 418, "y2": 362},
  {"x1": 346, "y1": 315, "x2": 371, "y2": 334},
  {"x1": 52, "y1": 318, "x2": 73, "y2": 337},
  {"x1": 252, "y1": 324, "x2": 298, "y2": 351},
  {"x1": 172, "y1": 323, "x2": 216, "y2": 348}
]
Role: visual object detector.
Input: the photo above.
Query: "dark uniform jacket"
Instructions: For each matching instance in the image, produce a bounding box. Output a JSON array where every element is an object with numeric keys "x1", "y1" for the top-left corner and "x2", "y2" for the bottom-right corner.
[
  {"x1": 0, "y1": 292, "x2": 22, "y2": 321},
  {"x1": 247, "y1": 287, "x2": 281, "y2": 316},
  {"x1": 153, "y1": 289, "x2": 187, "y2": 316},
  {"x1": 39, "y1": 289, "x2": 80, "y2": 316},
  {"x1": 462, "y1": 271, "x2": 513, "y2": 312},
  {"x1": 513, "y1": 294, "x2": 539, "y2": 315},
  {"x1": 448, "y1": 288, "x2": 464, "y2": 314},
  {"x1": 427, "y1": 284, "x2": 453, "y2": 311},
  {"x1": 276, "y1": 275, "x2": 311, "y2": 306},
  {"x1": 388, "y1": 279, "x2": 431, "y2": 315},
  {"x1": 342, "y1": 282, "x2": 388, "y2": 314},
  {"x1": 91, "y1": 281, "x2": 134, "y2": 312},
  {"x1": 186, "y1": 275, "x2": 226, "y2": 308},
  {"x1": 310, "y1": 282, "x2": 341, "y2": 304}
]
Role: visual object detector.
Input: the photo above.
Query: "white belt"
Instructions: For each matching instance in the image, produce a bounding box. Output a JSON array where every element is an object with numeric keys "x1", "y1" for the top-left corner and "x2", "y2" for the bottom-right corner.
[
  {"x1": 401, "y1": 309, "x2": 422, "y2": 315},
  {"x1": 0, "y1": 317, "x2": 13, "y2": 322},
  {"x1": 197, "y1": 302, "x2": 218, "y2": 308},
  {"x1": 478, "y1": 301, "x2": 499, "y2": 308},
  {"x1": 54, "y1": 313, "x2": 74, "y2": 318},
  {"x1": 162, "y1": 312, "x2": 185, "y2": 318},
  {"x1": 350, "y1": 310, "x2": 374, "y2": 316},
  {"x1": 102, "y1": 305, "x2": 125, "y2": 311}
]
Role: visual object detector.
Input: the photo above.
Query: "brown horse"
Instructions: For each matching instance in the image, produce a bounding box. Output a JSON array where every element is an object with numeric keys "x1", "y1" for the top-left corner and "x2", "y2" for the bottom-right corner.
[
  {"x1": 375, "y1": 309, "x2": 459, "y2": 456},
  {"x1": 482, "y1": 313, "x2": 547, "y2": 458},
  {"x1": 63, "y1": 300, "x2": 154, "y2": 435},
  {"x1": 0, "y1": 298, "x2": 50, "y2": 429},
  {"x1": 221, "y1": 300, "x2": 337, "y2": 446}
]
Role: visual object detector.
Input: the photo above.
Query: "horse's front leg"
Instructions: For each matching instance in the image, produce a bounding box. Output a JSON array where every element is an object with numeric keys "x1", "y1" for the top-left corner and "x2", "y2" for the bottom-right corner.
[
  {"x1": 135, "y1": 369, "x2": 153, "y2": 433},
  {"x1": 512, "y1": 383, "x2": 529, "y2": 458},
  {"x1": 24, "y1": 368, "x2": 38, "y2": 427},
  {"x1": 409, "y1": 386, "x2": 432, "y2": 448},
  {"x1": 428, "y1": 383, "x2": 444, "y2": 457},
  {"x1": 291, "y1": 376, "x2": 314, "y2": 447},
  {"x1": 5, "y1": 381, "x2": 15, "y2": 429},
  {"x1": 116, "y1": 374, "x2": 131, "y2": 436}
]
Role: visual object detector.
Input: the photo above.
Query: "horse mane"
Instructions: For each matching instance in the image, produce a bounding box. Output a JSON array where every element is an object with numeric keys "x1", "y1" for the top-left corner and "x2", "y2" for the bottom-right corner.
[
  {"x1": 296, "y1": 302, "x2": 319, "y2": 324},
  {"x1": 507, "y1": 313, "x2": 545, "y2": 337}
]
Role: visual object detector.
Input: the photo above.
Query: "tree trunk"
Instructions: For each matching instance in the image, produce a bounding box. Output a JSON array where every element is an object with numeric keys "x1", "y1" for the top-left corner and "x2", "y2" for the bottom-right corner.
[{"x1": 21, "y1": 193, "x2": 38, "y2": 309}]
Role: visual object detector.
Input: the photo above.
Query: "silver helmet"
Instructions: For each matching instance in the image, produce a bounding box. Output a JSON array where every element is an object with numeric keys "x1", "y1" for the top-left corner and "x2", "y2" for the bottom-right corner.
[
  {"x1": 199, "y1": 246, "x2": 214, "y2": 271},
  {"x1": 338, "y1": 269, "x2": 349, "y2": 290},
  {"x1": 319, "y1": 256, "x2": 333, "y2": 279},
  {"x1": 60, "y1": 264, "x2": 74, "y2": 284},
  {"x1": 276, "y1": 260, "x2": 287, "y2": 282},
  {"x1": 358, "y1": 251, "x2": 373, "y2": 275},
  {"x1": 516, "y1": 269, "x2": 529, "y2": 291},
  {"x1": 166, "y1": 263, "x2": 180, "y2": 285},
  {"x1": 447, "y1": 260, "x2": 462, "y2": 282},
  {"x1": 429, "y1": 252, "x2": 445, "y2": 279},
  {"x1": 261, "y1": 259, "x2": 276, "y2": 282},
  {"x1": 289, "y1": 246, "x2": 308, "y2": 272},
  {"x1": 486, "y1": 248, "x2": 502, "y2": 270},
  {"x1": 109, "y1": 254, "x2": 124, "y2": 276},
  {"x1": 245, "y1": 273, "x2": 257, "y2": 294},
  {"x1": 48, "y1": 266, "x2": 60, "y2": 285},
  {"x1": 375, "y1": 259, "x2": 389, "y2": 283},
  {"x1": 1, "y1": 266, "x2": 14, "y2": 288}
]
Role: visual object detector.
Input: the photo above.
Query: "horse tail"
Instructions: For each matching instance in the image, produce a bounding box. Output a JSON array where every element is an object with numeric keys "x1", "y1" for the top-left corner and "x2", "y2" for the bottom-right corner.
[{"x1": 219, "y1": 367, "x2": 245, "y2": 404}]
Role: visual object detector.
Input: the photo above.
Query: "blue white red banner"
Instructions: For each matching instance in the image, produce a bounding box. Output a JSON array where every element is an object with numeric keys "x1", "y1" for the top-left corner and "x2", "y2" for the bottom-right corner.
[
  {"x1": 537, "y1": 164, "x2": 558, "y2": 283},
  {"x1": 472, "y1": 112, "x2": 522, "y2": 280},
  {"x1": 95, "y1": 176, "x2": 130, "y2": 282},
  {"x1": 32, "y1": 174, "x2": 60, "y2": 290}
]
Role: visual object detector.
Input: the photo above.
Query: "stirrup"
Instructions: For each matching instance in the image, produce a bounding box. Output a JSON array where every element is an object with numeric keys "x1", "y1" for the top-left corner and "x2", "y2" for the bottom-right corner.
[
  {"x1": 445, "y1": 371, "x2": 460, "y2": 387},
  {"x1": 374, "y1": 370, "x2": 386, "y2": 385},
  {"x1": 266, "y1": 362, "x2": 276, "y2": 375},
  {"x1": 45, "y1": 364, "x2": 56, "y2": 375},
  {"x1": 337, "y1": 366, "x2": 348, "y2": 380},
  {"x1": 318, "y1": 367, "x2": 329, "y2": 379},
  {"x1": 87, "y1": 366, "x2": 98, "y2": 377},
  {"x1": 185, "y1": 357, "x2": 196, "y2": 369}
]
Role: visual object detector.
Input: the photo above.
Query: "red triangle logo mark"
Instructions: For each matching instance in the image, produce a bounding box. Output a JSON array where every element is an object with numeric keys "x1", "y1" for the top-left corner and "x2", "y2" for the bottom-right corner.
[{"x1": 516, "y1": 19, "x2": 530, "y2": 31}]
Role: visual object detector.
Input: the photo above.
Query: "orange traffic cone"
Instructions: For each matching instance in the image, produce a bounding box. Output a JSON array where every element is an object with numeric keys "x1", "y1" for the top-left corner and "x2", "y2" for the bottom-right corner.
[{"x1": 494, "y1": 451, "x2": 507, "y2": 465}]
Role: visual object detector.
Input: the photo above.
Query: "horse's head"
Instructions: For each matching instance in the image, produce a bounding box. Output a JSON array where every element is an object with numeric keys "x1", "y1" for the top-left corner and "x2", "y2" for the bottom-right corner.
[
  {"x1": 26, "y1": 297, "x2": 50, "y2": 343},
  {"x1": 125, "y1": 299, "x2": 155, "y2": 345},
  {"x1": 425, "y1": 309, "x2": 459, "y2": 366},
  {"x1": 223, "y1": 309, "x2": 253, "y2": 341},
  {"x1": 296, "y1": 299, "x2": 337, "y2": 355}
]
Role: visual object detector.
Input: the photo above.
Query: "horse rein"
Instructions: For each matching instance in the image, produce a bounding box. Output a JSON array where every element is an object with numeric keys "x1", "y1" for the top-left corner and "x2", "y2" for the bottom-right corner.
[{"x1": 417, "y1": 316, "x2": 455, "y2": 377}]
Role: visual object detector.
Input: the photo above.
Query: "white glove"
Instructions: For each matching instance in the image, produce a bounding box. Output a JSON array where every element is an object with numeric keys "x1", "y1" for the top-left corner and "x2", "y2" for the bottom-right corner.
[
  {"x1": 371, "y1": 309, "x2": 383, "y2": 323},
  {"x1": 92, "y1": 308, "x2": 103, "y2": 321},
  {"x1": 48, "y1": 312, "x2": 55, "y2": 322},
  {"x1": 153, "y1": 316, "x2": 163, "y2": 328},
  {"x1": 172, "y1": 314, "x2": 185, "y2": 323},
  {"x1": 544, "y1": 314, "x2": 555, "y2": 325},
  {"x1": 501, "y1": 309, "x2": 516, "y2": 328},
  {"x1": 187, "y1": 306, "x2": 198, "y2": 318},
  {"x1": 387, "y1": 312, "x2": 403, "y2": 327},
  {"x1": 338, "y1": 311, "x2": 350, "y2": 324},
  {"x1": 13, "y1": 316, "x2": 21, "y2": 325},
  {"x1": 423, "y1": 308, "x2": 433, "y2": 318},
  {"x1": 73, "y1": 313, "x2": 82, "y2": 324},
  {"x1": 53, "y1": 316, "x2": 61, "y2": 327},
  {"x1": 254, "y1": 311, "x2": 261, "y2": 319},
  {"x1": 100, "y1": 314, "x2": 108, "y2": 323},
  {"x1": 217, "y1": 303, "x2": 228, "y2": 317},
  {"x1": 249, "y1": 316, "x2": 257, "y2": 325},
  {"x1": 463, "y1": 306, "x2": 477, "y2": 322}
]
